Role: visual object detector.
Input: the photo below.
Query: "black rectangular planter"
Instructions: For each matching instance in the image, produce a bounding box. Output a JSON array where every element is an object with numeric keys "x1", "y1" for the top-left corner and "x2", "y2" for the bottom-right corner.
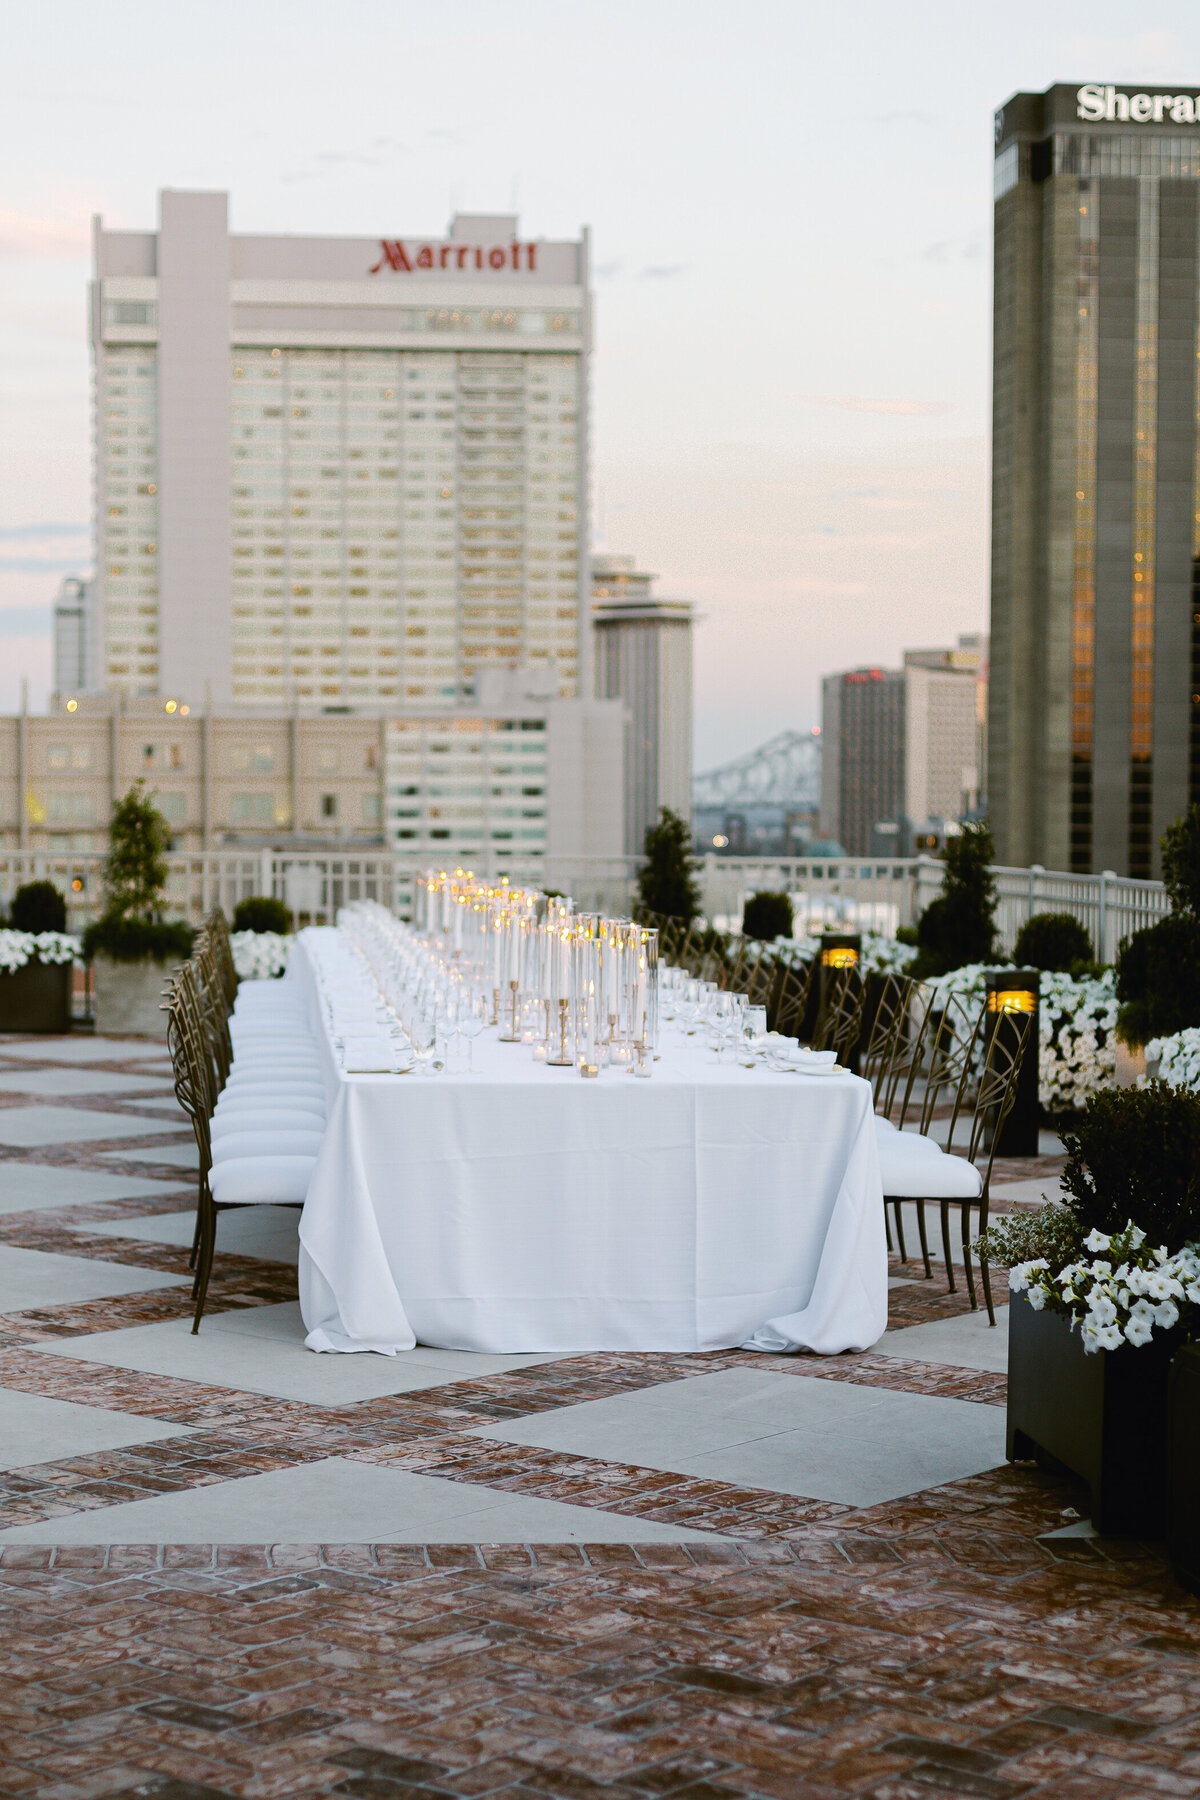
[
  {"x1": 0, "y1": 960, "x2": 72, "y2": 1034},
  {"x1": 1167, "y1": 1343, "x2": 1200, "y2": 1594},
  {"x1": 1007, "y1": 1287, "x2": 1179, "y2": 1535}
]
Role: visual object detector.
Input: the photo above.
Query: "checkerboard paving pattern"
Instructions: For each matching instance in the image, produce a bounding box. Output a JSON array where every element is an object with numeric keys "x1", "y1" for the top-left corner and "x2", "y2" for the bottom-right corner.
[{"x1": 0, "y1": 1032, "x2": 1195, "y2": 1799}]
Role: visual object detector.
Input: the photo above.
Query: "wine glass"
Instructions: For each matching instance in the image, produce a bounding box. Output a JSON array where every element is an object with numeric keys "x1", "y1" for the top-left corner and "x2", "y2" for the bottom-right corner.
[
  {"x1": 741, "y1": 1005, "x2": 768, "y2": 1067},
  {"x1": 458, "y1": 992, "x2": 488, "y2": 1074}
]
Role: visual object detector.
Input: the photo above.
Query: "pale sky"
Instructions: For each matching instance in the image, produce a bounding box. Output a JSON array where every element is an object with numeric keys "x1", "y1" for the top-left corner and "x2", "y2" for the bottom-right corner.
[{"x1": 2, "y1": 2, "x2": 1198, "y2": 768}]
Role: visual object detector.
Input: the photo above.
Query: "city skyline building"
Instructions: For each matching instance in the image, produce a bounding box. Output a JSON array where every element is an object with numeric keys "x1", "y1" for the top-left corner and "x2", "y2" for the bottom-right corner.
[
  {"x1": 991, "y1": 81, "x2": 1200, "y2": 877},
  {"x1": 592, "y1": 552, "x2": 694, "y2": 857},
  {"x1": 52, "y1": 576, "x2": 97, "y2": 696},
  {"x1": 820, "y1": 638, "x2": 984, "y2": 856},
  {"x1": 90, "y1": 190, "x2": 590, "y2": 712}
]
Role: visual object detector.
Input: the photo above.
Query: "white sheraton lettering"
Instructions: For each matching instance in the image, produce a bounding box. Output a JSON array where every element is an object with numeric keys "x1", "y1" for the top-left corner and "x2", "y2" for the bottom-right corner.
[{"x1": 1077, "y1": 83, "x2": 1200, "y2": 124}]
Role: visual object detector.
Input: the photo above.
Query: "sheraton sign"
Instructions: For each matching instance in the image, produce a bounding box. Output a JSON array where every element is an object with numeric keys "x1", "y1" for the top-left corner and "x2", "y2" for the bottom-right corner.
[
  {"x1": 1077, "y1": 83, "x2": 1200, "y2": 124},
  {"x1": 370, "y1": 239, "x2": 540, "y2": 274}
]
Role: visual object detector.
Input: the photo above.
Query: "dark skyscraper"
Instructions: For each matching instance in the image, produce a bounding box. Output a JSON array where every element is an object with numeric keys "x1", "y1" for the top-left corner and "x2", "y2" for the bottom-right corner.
[{"x1": 991, "y1": 83, "x2": 1200, "y2": 877}]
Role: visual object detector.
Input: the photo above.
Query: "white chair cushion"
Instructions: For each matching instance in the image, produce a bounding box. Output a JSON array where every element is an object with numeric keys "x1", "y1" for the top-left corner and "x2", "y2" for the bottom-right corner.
[
  {"x1": 880, "y1": 1149, "x2": 983, "y2": 1199},
  {"x1": 224, "y1": 1076, "x2": 325, "y2": 1095},
  {"x1": 229, "y1": 1054, "x2": 321, "y2": 1072},
  {"x1": 209, "y1": 1154, "x2": 316, "y2": 1205},
  {"x1": 874, "y1": 1124, "x2": 946, "y2": 1156},
  {"x1": 212, "y1": 1129, "x2": 324, "y2": 1163},
  {"x1": 212, "y1": 1108, "x2": 325, "y2": 1138},
  {"x1": 230, "y1": 1034, "x2": 317, "y2": 1053},
  {"x1": 217, "y1": 1089, "x2": 324, "y2": 1111}
]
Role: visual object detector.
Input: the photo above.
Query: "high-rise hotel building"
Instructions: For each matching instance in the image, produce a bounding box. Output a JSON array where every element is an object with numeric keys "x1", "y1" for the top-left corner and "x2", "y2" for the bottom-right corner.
[
  {"x1": 991, "y1": 83, "x2": 1200, "y2": 877},
  {"x1": 90, "y1": 191, "x2": 589, "y2": 711}
]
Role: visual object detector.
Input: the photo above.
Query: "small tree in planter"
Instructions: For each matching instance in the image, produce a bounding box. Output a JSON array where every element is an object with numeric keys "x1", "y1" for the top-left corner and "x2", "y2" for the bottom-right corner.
[
  {"x1": 980, "y1": 1081, "x2": 1200, "y2": 1535},
  {"x1": 635, "y1": 808, "x2": 701, "y2": 924},
  {"x1": 0, "y1": 882, "x2": 77, "y2": 1032},
  {"x1": 910, "y1": 822, "x2": 998, "y2": 977},
  {"x1": 82, "y1": 783, "x2": 194, "y2": 1035}
]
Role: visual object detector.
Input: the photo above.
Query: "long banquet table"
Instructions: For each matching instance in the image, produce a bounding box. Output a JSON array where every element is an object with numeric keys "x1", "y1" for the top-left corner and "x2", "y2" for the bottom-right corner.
[{"x1": 290, "y1": 928, "x2": 888, "y2": 1357}]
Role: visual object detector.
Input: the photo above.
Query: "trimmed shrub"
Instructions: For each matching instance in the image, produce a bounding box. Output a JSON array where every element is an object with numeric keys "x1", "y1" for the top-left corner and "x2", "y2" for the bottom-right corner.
[
  {"x1": 81, "y1": 916, "x2": 195, "y2": 965},
  {"x1": 741, "y1": 891, "x2": 793, "y2": 942},
  {"x1": 232, "y1": 896, "x2": 291, "y2": 935},
  {"x1": 1115, "y1": 913, "x2": 1200, "y2": 1047},
  {"x1": 9, "y1": 881, "x2": 67, "y2": 934},
  {"x1": 636, "y1": 808, "x2": 701, "y2": 923},
  {"x1": 1060, "y1": 1080, "x2": 1200, "y2": 1250},
  {"x1": 1013, "y1": 910, "x2": 1094, "y2": 972},
  {"x1": 1162, "y1": 803, "x2": 1200, "y2": 916},
  {"x1": 910, "y1": 822, "x2": 998, "y2": 977}
]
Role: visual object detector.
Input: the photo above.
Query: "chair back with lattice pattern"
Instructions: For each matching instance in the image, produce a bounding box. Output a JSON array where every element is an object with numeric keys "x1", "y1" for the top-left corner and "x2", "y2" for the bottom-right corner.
[
  {"x1": 205, "y1": 907, "x2": 239, "y2": 1010},
  {"x1": 875, "y1": 979, "x2": 936, "y2": 1120},
  {"x1": 772, "y1": 957, "x2": 815, "y2": 1038},
  {"x1": 812, "y1": 965, "x2": 867, "y2": 1061},
  {"x1": 957, "y1": 1008, "x2": 1034, "y2": 1182},
  {"x1": 162, "y1": 962, "x2": 215, "y2": 1176},
  {"x1": 890, "y1": 988, "x2": 981, "y2": 1134}
]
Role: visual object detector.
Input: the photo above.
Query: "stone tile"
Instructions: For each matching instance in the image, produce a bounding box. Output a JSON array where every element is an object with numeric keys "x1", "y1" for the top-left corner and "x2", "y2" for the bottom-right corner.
[
  {"x1": 0, "y1": 1243, "x2": 189, "y2": 1312},
  {"x1": 82, "y1": 1208, "x2": 299, "y2": 1267},
  {"x1": 472, "y1": 1367, "x2": 1008, "y2": 1507},
  {"x1": 0, "y1": 1164, "x2": 186, "y2": 1216},
  {"x1": 99, "y1": 1141, "x2": 199, "y2": 1167},
  {"x1": 0, "y1": 1455, "x2": 726, "y2": 1544},
  {"x1": 0, "y1": 1069, "x2": 176, "y2": 1098},
  {"x1": 991, "y1": 1176, "x2": 1066, "y2": 1206},
  {"x1": 0, "y1": 1386, "x2": 194, "y2": 1471},
  {"x1": 29, "y1": 1312, "x2": 561, "y2": 1405},
  {"x1": 0, "y1": 1037, "x2": 165, "y2": 1063},
  {"x1": 880, "y1": 1307, "x2": 1011, "y2": 1375},
  {"x1": 0, "y1": 1107, "x2": 185, "y2": 1148}
]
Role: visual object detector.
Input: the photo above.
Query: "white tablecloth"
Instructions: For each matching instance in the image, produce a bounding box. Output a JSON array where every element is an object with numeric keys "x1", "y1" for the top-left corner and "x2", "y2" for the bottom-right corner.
[{"x1": 291, "y1": 929, "x2": 887, "y2": 1356}]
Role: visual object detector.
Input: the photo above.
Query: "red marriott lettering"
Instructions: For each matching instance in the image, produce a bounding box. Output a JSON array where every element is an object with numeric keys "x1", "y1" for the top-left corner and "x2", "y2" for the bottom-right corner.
[{"x1": 369, "y1": 240, "x2": 539, "y2": 274}]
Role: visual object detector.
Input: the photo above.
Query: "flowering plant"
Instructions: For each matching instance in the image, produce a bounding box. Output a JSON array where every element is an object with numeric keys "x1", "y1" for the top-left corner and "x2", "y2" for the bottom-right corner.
[
  {"x1": 771, "y1": 931, "x2": 917, "y2": 975},
  {"x1": 924, "y1": 961, "x2": 1118, "y2": 1112},
  {"x1": 232, "y1": 930, "x2": 291, "y2": 981},
  {"x1": 0, "y1": 930, "x2": 81, "y2": 974},
  {"x1": 1011, "y1": 1221, "x2": 1200, "y2": 1353},
  {"x1": 1144, "y1": 1026, "x2": 1200, "y2": 1093}
]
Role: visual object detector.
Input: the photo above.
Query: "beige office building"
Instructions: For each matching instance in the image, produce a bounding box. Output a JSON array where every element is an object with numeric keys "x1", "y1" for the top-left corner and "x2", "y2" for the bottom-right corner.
[
  {"x1": 0, "y1": 693, "x2": 623, "y2": 867},
  {"x1": 90, "y1": 191, "x2": 590, "y2": 711}
]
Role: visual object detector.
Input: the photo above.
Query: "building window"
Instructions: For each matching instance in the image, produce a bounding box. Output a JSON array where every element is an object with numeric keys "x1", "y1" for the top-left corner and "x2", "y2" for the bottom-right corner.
[
  {"x1": 320, "y1": 793, "x2": 338, "y2": 820},
  {"x1": 231, "y1": 793, "x2": 275, "y2": 826},
  {"x1": 362, "y1": 794, "x2": 381, "y2": 827},
  {"x1": 157, "y1": 792, "x2": 186, "y2": 825}
]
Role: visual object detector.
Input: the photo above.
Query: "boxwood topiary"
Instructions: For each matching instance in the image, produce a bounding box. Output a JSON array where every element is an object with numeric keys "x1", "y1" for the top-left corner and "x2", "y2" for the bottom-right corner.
[
  {"x1": 232, "y1": 896, "x2": 291, "y2": 935},
  {"x1": 81, "y1": 917, "x2": 195, "y2": 965},
  {"x1": 1115, "y1": 913, "x2": 1200, "y2": 1047},
  {"x1": 9, "y1": 880, "x2": 67, "y2": 934},
  {"x1": 1012, "y1": 910, "x2": 1094, "y2": 972},
  {"x1": 741, "y1": 890, "x2": 793, "y2": 942},
  {"x1": 1060, "y1": 1080, "x2": 1200, "y2": 1250}
]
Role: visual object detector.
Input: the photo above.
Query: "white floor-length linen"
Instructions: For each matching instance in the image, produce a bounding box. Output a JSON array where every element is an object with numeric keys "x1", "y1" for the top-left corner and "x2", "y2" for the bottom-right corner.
[{"x1": 290, "y1": 928, "x2": 887, "y2": 1357}]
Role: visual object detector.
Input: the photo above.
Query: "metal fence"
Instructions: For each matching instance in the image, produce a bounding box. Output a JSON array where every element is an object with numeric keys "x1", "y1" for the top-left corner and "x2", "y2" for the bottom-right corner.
[{"x1": 0, "y1": 847, "x2": 1171, "y2": 962}]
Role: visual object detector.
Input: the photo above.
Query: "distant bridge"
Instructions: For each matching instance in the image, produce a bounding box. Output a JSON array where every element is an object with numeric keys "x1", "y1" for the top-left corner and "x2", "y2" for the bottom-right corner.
[{"x1": 692, "y1": 730, "x2": 821, "y2": 809}]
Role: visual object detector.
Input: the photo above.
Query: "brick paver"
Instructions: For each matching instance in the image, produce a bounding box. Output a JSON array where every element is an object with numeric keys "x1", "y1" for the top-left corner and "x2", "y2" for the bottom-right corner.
[{"x1": 0, "y1": 1035, "x2": 1193, "y2": 1799}]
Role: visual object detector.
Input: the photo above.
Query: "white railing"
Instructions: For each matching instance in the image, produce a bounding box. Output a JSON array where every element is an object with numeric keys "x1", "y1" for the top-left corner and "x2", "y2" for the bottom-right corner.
[{"x1": 0, "y1": 847, "x2": 1171, "y2": 961}]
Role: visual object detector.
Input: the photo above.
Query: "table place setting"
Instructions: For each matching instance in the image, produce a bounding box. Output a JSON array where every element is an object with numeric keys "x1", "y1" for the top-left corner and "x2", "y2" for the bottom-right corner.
[{"x1": 284, "y1": 873, "x2": 887, "y2": 1361}]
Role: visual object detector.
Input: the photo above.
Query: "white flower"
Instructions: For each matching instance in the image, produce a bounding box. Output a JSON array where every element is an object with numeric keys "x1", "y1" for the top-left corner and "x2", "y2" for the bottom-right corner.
[
  {"x1": 232, "y1": 931, "x2": 292, "y2": 981},
  {"x1": 1125, "y1": 1315, "x2": 1154, "y2": 1346},
  {"x1": 1084, "y1": 1228, "x2": 1111, "y2": 1253},
  {"x1": 0, "y1": 930, "x2": 81, "y2": 973},
  {"x1": 1156, "y1": 1300, "x2": 1180, "y2": 1330},
  {"x1": 1027, "y1": 1286, "x2": 1047, "y2": 1311}
]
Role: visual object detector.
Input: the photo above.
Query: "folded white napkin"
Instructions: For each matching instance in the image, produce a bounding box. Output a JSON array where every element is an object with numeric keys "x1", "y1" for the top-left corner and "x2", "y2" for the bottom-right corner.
[
  {"x1": 773, "y1": 1040, "x2": 837, "y2": 1068},
  {"x1": 341, "y1": 1036, "x2": 397, "y2": 1072}
]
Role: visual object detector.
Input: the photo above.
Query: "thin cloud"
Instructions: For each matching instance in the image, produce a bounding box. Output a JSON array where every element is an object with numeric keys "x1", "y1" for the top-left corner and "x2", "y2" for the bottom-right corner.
[
  {"x1": 0, "y1": 522, "x2": 89, "y2": 542},
  {"x1": 0, "y1": 557, "x2": 89, "y2": 575},
  {"x1": 639, "y1": 264, "x2": 687, "y2": 279},
  {"x1": 0, "y1": 210, "x2": 89, "y2": 261},
  {"x1": 805, "y1": 395, "x2": 952, "y2": 418}
]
